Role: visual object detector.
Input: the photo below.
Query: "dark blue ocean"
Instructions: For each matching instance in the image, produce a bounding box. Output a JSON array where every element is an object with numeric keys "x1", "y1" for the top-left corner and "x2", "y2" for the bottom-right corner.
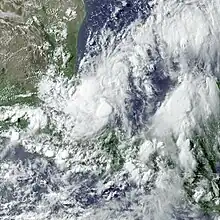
[
  {"x1": 76, "y1": 0, "x2": 171, "y2": 133},
  {"x1": 77, "y1": 0, "x2": 151, "y2": 64},
  {"x1": 77, "y1": 0, "x2": 171, "y2": 131}
]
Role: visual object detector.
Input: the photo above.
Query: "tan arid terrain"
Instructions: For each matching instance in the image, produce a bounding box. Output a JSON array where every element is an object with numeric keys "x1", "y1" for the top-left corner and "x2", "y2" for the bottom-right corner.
[{"x1": 0, "y1": 0, "x2": 84, "y2": 105}]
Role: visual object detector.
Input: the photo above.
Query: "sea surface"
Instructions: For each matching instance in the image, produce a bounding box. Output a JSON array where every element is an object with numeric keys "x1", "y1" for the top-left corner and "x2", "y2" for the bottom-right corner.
[
  {"x1": 77, "y1": 0, "x2": 172, "y2": 133},
  {"x1": 77, "y1": 0, "x2": 150, "y2": 63},
  {"x1": 1, "y1": 1, "x2": 220, "y2": 219}
]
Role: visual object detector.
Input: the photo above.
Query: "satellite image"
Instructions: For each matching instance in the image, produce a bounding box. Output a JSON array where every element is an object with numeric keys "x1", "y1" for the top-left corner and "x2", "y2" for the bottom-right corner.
[{"x1": 1, "y1": 0, "x2": 220, "y2": 219}]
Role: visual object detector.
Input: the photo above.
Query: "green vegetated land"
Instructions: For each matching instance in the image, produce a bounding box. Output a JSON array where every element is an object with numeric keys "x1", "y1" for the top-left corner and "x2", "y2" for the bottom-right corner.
[
  {"x1": 3, "y1": 1, "x2": 220, "y2": 216},
  {"x1": 0, "y1": 0, "x2": 85, "y2": 106}
]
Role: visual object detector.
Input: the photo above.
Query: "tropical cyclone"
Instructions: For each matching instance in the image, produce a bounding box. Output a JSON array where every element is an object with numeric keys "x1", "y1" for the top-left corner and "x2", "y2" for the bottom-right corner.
[
  {"x1": 39, "y1": 0, "x2": 220, "y2": 218},
  {"x1": 72, "y1": 0, "x2": 220, "y2": 139},
  {"x1": 1, "y1": 0, "x2": 220, "y2": 220}
]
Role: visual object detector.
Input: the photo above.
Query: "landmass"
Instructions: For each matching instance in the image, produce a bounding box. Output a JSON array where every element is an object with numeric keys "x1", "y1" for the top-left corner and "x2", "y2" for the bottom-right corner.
[{"x1": 0, "y1": 0, "x2": 85, "y2": 106}]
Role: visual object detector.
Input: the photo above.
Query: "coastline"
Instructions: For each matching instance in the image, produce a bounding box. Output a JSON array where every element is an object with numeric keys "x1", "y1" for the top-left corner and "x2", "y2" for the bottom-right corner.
[
  {"x1": 76, "y1": 0, "x2": 150, "y2": 70},
  {"x1": 65, "y1": 0, "x2": 86, "y2": 77}
]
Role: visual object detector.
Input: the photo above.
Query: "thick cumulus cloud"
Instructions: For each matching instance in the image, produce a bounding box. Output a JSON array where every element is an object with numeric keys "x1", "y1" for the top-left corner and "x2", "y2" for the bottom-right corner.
[
  {"x1": 151, "y1": 74, "x2": 220, "y2": 138},
  {"x1": 154, "y1": 0, "x2": 220, "y2": 76},
  {"x1": 1, "y1": 0, "x2": 220, "y2": 220},
  {"x1": 39, "y1": 0, "x2": 220, "y2": 139},
  {"x1": 36, "y1": 0, "x2": 220, "y2": 218}
]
